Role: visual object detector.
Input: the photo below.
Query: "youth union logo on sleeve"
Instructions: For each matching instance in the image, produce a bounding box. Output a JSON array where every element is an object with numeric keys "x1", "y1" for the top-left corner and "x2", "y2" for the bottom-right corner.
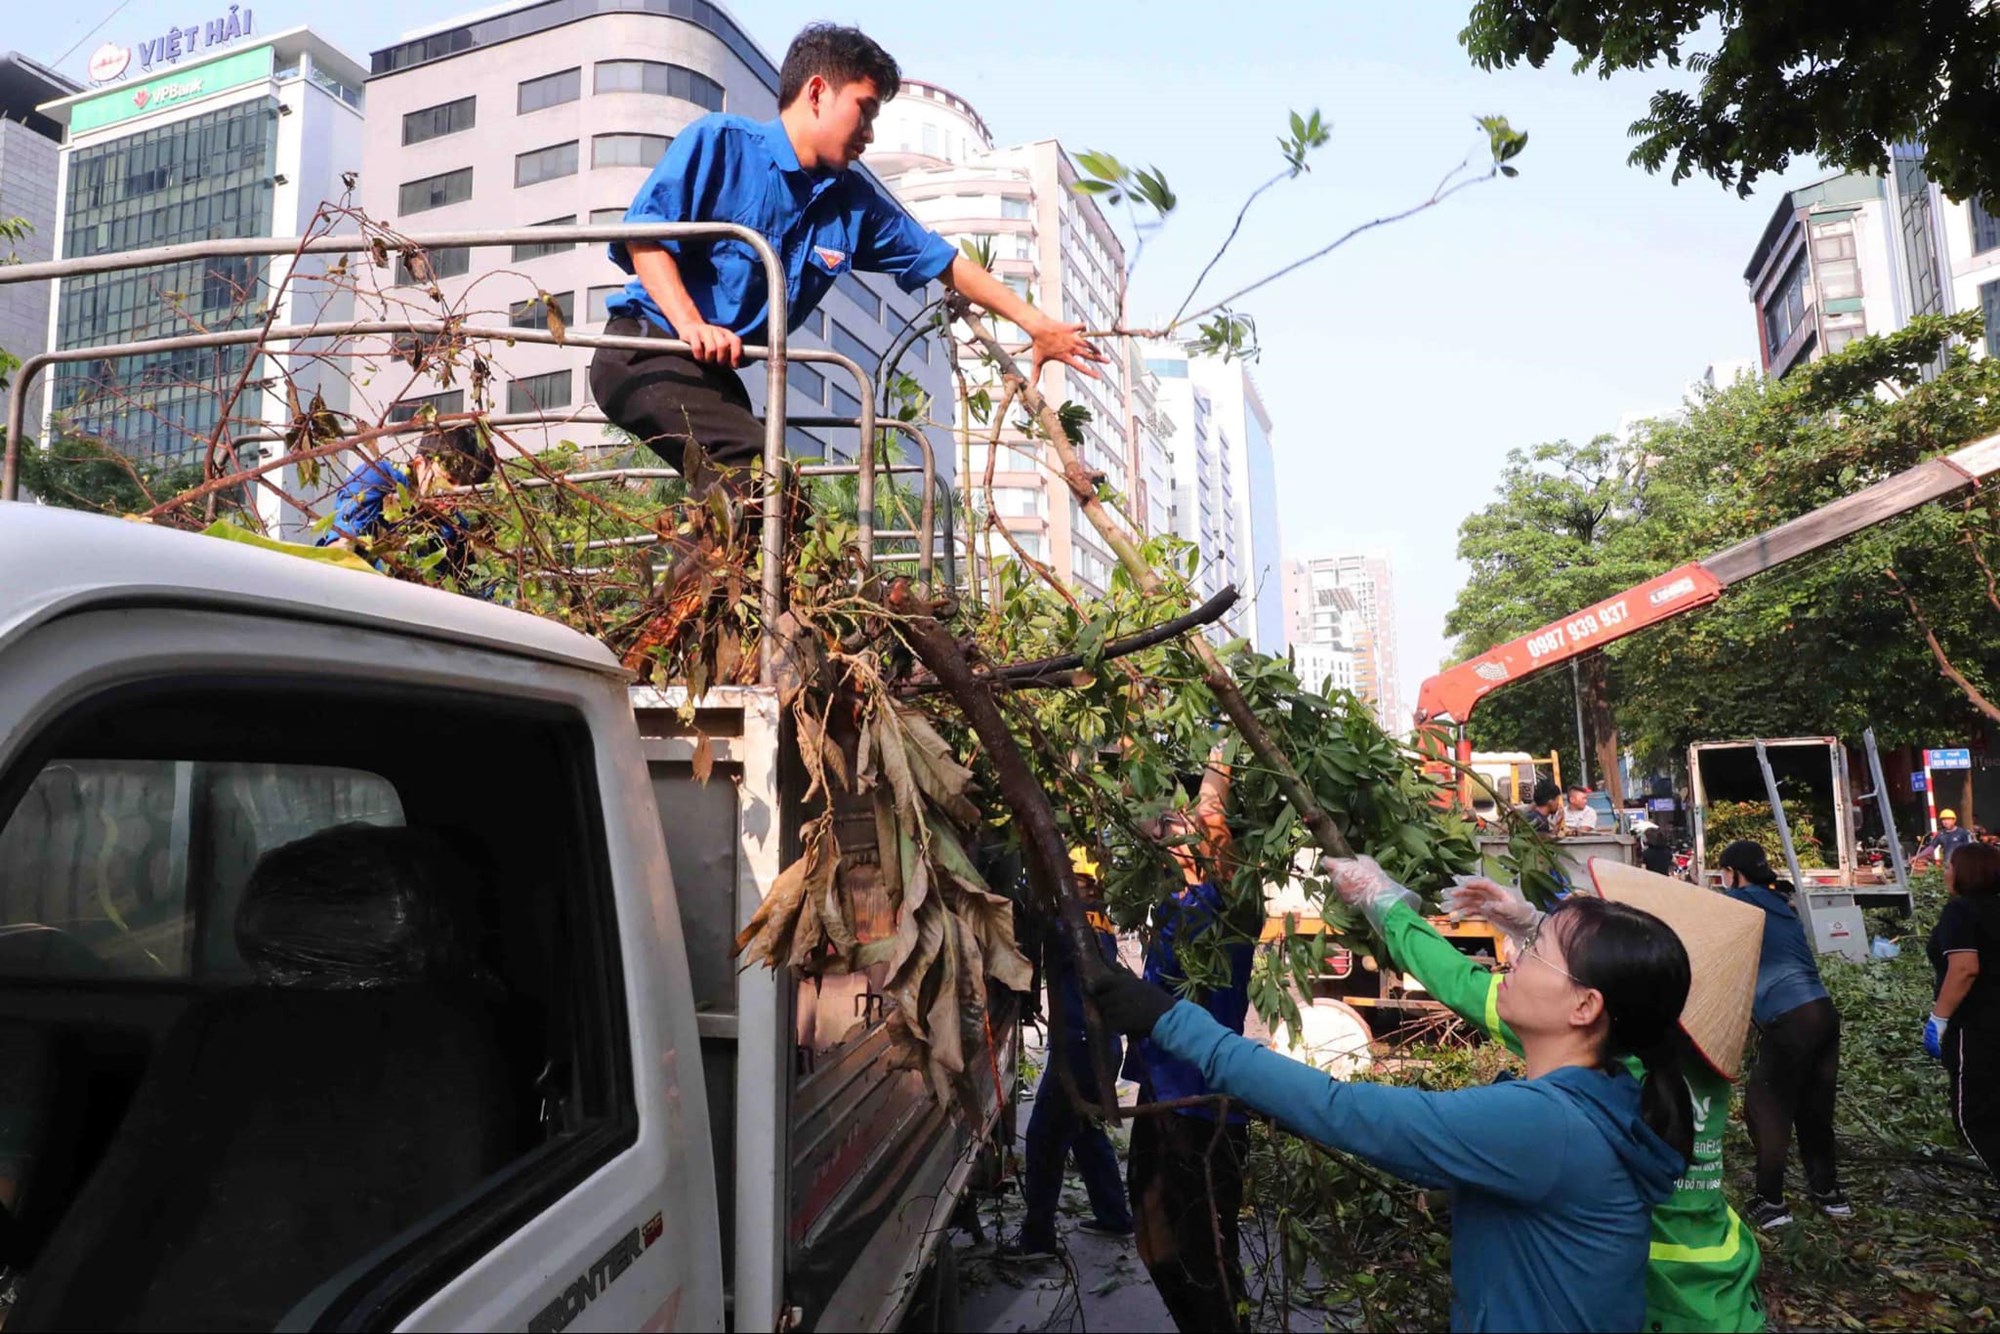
[{"x1": 813, "y1": 246, "x2": 848, "y2": 270}]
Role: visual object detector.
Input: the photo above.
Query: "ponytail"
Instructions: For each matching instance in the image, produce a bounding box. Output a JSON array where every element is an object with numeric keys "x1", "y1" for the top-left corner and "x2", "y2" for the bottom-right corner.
[
  {"x1": 1627, "y1": 1029, "x2": 1696, "y2": 1165},
  {"x1": 1550, "y1": 897, "x2": 1697, "y2": 1169},
  {"x1": 1720, "y1": 839, "x2": 1793, "y2": 896}
]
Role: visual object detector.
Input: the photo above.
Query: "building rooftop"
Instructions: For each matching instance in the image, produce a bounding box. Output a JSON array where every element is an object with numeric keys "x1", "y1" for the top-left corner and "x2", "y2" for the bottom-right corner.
[
  {"x1": 34, "y1": 27, "x2": 368, "y2": 130},
  {"x1": 1742, "y1": 170, "x2": 1883, "y2": 285},
  {"x1": 0, "y1": 51, "x2": 81, "y2": 140}
]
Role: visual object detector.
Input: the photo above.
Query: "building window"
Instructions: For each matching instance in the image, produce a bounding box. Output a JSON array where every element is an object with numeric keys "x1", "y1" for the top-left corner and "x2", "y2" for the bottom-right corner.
[
  {"x1": 1762, "y1": 252, "x2": 1809, "y2": 357},
  {"x1": 399, "y1": 167, "x2": 473, "y2": 215},
  {"x1": 507, "y1": 369, "x2": 572, "y2": 413},
  {"x1": 788, "y1": 360, "x2": 826, "y2": 404},
  {"x1": 1983, "y1": 279, "x2": 2000, "y2": 357},
  {"x1": 830, "y1": 380, "x2": 862, "y2": 423},
  {"x1": 510, "y1": 291, "x2": 576, "y2": 329},
  {"x1": 786, "y1": 425, "x2": 826, "y2": 456},
  {"x1": 592, "y1": 134, "x2": 670, "y2": 170},
  {"x1": 586, "y1": 285, "x2": 626, "y2": 323},
  {"x1": 396, "y1": 246, "x2": 470, "y2": 283},
  {"x1": 512, "y1": 217, "x2": 577, "y2": 262},
  {"x1": 839, "y1": 274, "x2": 883, "y2": 323},
  {"x1": 1001, "y1": 197, "x2": 1030, "y2": 220},
  {"x1": 388, "y1": 389, "x2": 465, "y2": 423},
  {"x1": 518, "y1": 68, "x2": 581, "y2": 115},
  {"x1": 515, "y1": 142, "x2": 579, "y2": 188},
  {"x1": 1893, "y1": 147, "x2": 1946, "y2": 322},
  {"x1": 402, "y1": 96, "x2": 476, "y2": 146},
  {"x1": 1974, "y1": 197, "x2": 2000, "y2": 255},
  {"x1": 830, "y1": 320, "x2": 874, "y2": 369},
  {"x1": 593, "y1": 60, "x2": 725, "y2": 112},
  {"x1": 589, "y1": 207, "x2": 626, "y2": 225}
]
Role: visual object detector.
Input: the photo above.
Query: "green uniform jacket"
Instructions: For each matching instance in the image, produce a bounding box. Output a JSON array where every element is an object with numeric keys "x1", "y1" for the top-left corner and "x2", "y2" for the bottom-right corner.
[{"x1": 1382, "y1": 902, "x2": 1765, "y2": 1333}]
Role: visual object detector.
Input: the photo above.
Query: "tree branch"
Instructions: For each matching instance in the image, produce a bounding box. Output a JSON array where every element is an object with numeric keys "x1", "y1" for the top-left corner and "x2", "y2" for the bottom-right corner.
[{"x1": 1887, "y1": 567, "x2": 2000, "y2": 724}]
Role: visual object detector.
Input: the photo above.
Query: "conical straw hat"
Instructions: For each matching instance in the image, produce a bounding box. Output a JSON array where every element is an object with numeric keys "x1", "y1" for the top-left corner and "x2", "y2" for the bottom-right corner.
[{"x1": 1585, "y1": 858, "x2": 1763, "y2": 1082}]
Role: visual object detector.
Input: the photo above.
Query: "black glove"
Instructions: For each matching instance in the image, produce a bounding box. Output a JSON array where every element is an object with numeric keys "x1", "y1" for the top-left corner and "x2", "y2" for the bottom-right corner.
[{"x1": 1086, "y1": 962, "x2": 1176, "y2": 1037}]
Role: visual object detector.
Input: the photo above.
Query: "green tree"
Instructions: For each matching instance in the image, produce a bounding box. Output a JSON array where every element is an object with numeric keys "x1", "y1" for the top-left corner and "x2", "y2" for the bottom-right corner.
[
  {"x1": 1614, "y1": 313, "x2": 2000, "y2": 760},
  {"x1": 15, "y1": 436, "x2": 206, "y2": 517},
  {"x1": 1445, "y1": 434, "x2": 1654, "y2": 800},
  {"x1": 1460, "y1": 1, "x2": 2000, "y2": 200}
]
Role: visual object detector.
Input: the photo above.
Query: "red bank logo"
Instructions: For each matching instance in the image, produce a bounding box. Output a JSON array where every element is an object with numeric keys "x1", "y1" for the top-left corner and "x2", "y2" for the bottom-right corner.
[{"x1": 133, "y1": 89, "x2": 150, "y2": 109}]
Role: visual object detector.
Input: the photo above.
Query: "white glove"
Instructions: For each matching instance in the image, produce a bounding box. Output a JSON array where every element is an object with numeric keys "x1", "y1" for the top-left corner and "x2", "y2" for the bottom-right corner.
[
  {"x1": 1441, "y1": 875, "x2": 1542, "y2": 947},
  {"x1": 1321, "y1": 854, "x2": 1423, "y2": 935}
]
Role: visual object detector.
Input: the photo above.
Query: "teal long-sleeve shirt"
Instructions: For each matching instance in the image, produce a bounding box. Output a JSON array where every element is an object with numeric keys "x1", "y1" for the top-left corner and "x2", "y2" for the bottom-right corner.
[{"x1": 1150, "y1": 1000, "x2": 1684, "y2": 1333}]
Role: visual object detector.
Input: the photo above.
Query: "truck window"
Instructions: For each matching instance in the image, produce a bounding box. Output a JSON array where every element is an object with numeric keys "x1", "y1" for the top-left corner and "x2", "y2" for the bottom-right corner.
[
  {"x1": 0, "y1": 676, "x2": 634, "y2": 1330},
  {"x1": 0, "y1": 759, "x2": 402, "y2": 980}
]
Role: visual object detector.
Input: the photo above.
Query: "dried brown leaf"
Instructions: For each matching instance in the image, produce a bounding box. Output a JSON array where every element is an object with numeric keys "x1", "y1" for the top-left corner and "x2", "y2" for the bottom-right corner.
[
  {"x1": 691, "y1": 728, "x2": 714, "y2": 785},
  {"x1": 543, "y1": 291, "x2": 567, "y2": 345}
]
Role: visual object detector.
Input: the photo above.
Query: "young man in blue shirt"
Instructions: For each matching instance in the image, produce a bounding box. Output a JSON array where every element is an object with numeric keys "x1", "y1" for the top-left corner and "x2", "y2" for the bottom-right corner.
[
  {"x1": 588, "y1": 24, "x2": 1104, "y2": 489},
  {"x1": 316, "y1": 425, "x2": 493, "y2": 588}
]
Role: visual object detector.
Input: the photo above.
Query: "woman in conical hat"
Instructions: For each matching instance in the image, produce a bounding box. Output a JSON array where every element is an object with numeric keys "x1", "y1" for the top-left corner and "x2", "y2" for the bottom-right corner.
[{"x1": 1423, "y1": 860, "x2": 1768, "y2": 1333}]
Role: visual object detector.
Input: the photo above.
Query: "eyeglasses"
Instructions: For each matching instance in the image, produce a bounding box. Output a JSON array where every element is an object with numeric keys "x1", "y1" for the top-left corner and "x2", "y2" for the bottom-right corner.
[{"x1": 1499, "y1": 917, "x2": 1584, "y2": 986}]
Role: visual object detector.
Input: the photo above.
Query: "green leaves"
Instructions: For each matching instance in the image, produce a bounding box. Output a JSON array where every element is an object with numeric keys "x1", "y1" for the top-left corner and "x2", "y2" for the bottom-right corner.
[
  {"x1": 1070, "y1": 150, "x2": 1177, "y2": 217},
  {"x1": 1055, "y1": 400, "x2": 1093, "y2": 447},
  {"x1": 1476, "y1": 114, "x2": 1529, "y2": 177},
  {"x1": 1280, "y1": 108, "x2": 1332, "y2": 176},
  {"x1": 1189, "y1": 311, "x2": 1259, "y2": 362}
]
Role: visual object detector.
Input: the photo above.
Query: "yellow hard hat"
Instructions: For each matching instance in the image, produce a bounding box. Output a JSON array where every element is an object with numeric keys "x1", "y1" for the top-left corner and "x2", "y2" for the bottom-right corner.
[
  {"x1": 1069, "y1": 846, "x2": 1101, "y2": 880},
  {"x1": 1940, "y1": 809, "x2": 1958, "y2": 821}
]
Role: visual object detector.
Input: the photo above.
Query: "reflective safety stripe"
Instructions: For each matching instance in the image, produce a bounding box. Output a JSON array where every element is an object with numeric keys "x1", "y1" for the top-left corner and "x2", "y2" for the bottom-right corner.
[
  {"x1": 1650, "y1": 1207, "x2": 1745, "y2": 1264},
  {"x1": 1482, "y1": 974, "x2": 1502, "y2": 1040}
]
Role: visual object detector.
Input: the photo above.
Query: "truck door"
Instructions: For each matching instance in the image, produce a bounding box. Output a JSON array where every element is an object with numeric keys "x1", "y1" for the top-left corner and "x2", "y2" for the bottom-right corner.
[{"x1": 0, "y1": 606, "x2": 721, "y2": 1331}]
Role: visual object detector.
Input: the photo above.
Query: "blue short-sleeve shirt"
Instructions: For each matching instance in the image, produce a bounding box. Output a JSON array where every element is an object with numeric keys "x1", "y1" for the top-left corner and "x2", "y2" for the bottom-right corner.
[{"x1": 605, "y1": 115, "x2": 958, "y2": 343}]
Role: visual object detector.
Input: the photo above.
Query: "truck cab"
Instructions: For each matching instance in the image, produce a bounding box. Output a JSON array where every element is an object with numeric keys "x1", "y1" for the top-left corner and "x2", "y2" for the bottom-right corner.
[{"x1": 0, "y1": 506, "x2": 1000, "y2": 1330}]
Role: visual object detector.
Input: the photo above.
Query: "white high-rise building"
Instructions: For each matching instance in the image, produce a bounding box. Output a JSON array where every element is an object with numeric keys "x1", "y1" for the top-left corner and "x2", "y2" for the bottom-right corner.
[
  {"x1": 1141, "y1": 343, "x2": 1284, "y2": 651},
  {"x1": 873, "y1": 81, "x2": 1160, "y2": 597},
  {"x1": 1286, "y1": 553, "x2": 1401, "y2": 732}
]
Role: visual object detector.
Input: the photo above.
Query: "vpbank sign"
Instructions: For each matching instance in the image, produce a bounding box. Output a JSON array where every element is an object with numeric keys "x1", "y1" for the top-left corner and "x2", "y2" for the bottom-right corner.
[{"x1": 71, "y1": 46, "x2": 274, "y2": 133}]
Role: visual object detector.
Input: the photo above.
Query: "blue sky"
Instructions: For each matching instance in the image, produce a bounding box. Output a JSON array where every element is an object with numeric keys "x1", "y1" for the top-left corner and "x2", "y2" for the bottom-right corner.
[{"x1": 15, "y1": 1, "x2": 1818, "y2": 706}]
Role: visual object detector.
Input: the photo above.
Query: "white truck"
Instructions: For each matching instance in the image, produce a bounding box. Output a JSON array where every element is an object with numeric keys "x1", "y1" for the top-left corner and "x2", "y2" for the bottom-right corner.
[{"x1": 0, "y1": 505, "x2": 1011, "y2": 1331}]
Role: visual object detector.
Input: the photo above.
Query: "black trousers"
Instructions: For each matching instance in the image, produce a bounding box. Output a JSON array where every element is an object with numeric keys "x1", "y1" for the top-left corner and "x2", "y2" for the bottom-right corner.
[
  {"x1": 1128, "y1": 1110, "x2": 1250, "y2": 1334},
  {"x1": 588, "y1": 318, "x2": 764, "y2": 476},
  {"x1": 1944, "y1": 1023, "x2": 2000, "y2": 1183},
  {"x1": 1745, "y1": 996, "x2": 1842, "y2": 1201}
]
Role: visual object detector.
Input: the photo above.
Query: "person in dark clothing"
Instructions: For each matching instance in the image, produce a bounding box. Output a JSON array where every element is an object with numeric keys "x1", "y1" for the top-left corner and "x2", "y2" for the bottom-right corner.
[
  {"x1": 1526, "y1": 778, "x2": 1563, "y2": 834},
  {"x1": 588, "y1": 24, "x2": 1103, "y2": 494},
  {"x1": 1639, "y1": 824, "x2": 1676, "y2": 877},
  {"x1": 316, "y1": 426, "x2": 494, "y2": 588},
  {"x1": 1926, "y1": 841, "x2": 2000, "y2": 1182},
  {"x1": 1719, "y1": 839, "x2": 1849, "y2": 1228},
  {"x1": 998, "y1": 848, "x2": 1134, "y2": 1261},
  {"x1": 1123, "y1": 744, "x2": 1254, "y2": 1334}
]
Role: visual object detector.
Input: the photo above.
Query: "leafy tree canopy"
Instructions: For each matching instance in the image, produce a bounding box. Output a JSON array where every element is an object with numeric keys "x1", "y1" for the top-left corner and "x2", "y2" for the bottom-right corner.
[{"x1": 1461, "y1": 1, "x2": 2000, "y2": 200}]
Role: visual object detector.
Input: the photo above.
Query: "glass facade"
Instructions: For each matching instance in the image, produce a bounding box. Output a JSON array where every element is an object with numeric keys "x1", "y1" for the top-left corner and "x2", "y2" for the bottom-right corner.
[
  {"x1": 593, "y1": 60, "x2": 724, "y2": 111},
  {"x1": 53, "y1": 98, "x2": 280, "y2": 464}
]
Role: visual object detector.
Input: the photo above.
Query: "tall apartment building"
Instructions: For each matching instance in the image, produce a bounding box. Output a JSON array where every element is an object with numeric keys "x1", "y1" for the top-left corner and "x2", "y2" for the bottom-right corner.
[
  {"x1": 871, "y1": 81, "x2": 1170, "y2": 597},
  {"x1": 360, "y1": 1, "x2": 953, "y2": 479},
  {"x1": 1745, "y1": 163, "x2": 2000, "y2": 377},
  {"x1": 0, "y1": 53, "x2": 81, "y2": 440},
  {"x1": 1286, "y1": 553, "x2": 1402, "y2": 733},
  {"x1": 1141, "y1": 343, "x2": 1285, "y2": 651},
  {"x1": 37, "y1": 27, "x2": 366, "y2": 523}
]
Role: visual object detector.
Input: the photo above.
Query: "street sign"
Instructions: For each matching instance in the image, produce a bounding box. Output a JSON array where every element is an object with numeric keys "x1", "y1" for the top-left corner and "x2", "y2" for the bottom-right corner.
[
  {"x1": 1912, "y1": 772, "x2": 1928, "y2": 792},
  {"x1": 1927, "y1": 748, "x2": 1973, "y2": 770},
  {"x1": 1648, "y1": 797, "x2": 1676, "y2": 811}
]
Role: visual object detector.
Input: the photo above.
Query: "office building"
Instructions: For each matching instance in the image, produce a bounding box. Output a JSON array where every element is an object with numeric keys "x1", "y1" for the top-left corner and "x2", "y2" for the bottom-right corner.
[
  {"x1": 0, "y1": 53, "x2": 81, "y2": 440},
  {"x1": 38, "y1": 30, "x2": 366, "y2": 477},
  {"x1": 1286, "y1": 553, "x2": 1402, "y2": 733},
  {"x1": 872, "y1": 82, "x2": 1147, "y2": 597},
  {"x1": 1745, "y1": 163, "x2": 2000, "y2": 377},
  {"x1": 359, "y1": 0, "x2": 953, "y2": 480}
]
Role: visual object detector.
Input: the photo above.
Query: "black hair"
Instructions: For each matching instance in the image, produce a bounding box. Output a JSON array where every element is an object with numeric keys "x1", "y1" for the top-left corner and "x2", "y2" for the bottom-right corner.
[
  {"x1": 418, "y1": 423, "x2": 493, "y2": 486},
  {"x1": 1567, "y1": 784, "x2": 1589, "y2": 797},
  {"x1": 1643, "y1": 826, "x2": 1668, "y2": 849},
  {"x1": 1531, "y1": 778, "x2": 1561, "y2": 807},
  {"x1": 1548, "y1": 896, "x2": 1695, "y2": 1166},
  {"x1": 1950, "y1": 840, "x2": 2000, "y2": 898},
  {"x1": 778, "y1": 24, "x2": 901, "y2": 108},
  {"x1": 1718, "y1": 838, "x2": 1794, "y2": 895}
]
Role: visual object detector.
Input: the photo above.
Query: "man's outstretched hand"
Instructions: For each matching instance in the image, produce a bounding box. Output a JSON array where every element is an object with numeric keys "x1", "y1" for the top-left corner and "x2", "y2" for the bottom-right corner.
[
  {"x1": 1086, "y1": 961, "x2": 1175, "y2": 1037},
  {"x1": 1029, "y1": 317, "x2": 1109, "y2": 383}
]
